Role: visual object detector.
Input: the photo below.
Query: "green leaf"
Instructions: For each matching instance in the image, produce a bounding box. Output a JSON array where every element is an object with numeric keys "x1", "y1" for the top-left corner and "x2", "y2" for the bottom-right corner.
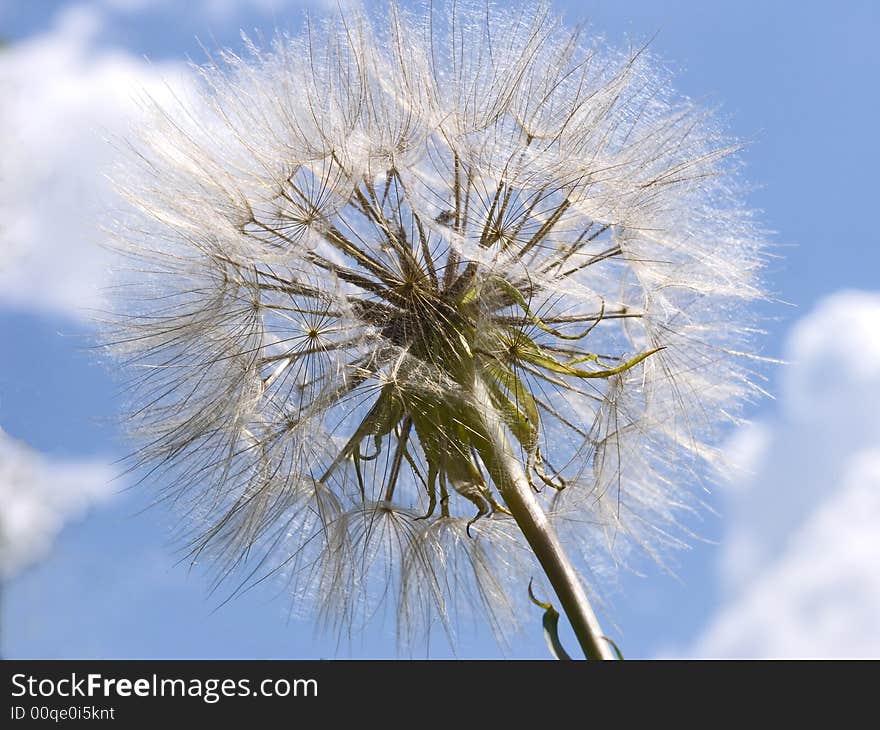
[
  {"x1": 488, "y1": 276, "x2": 594, "y2": 341},
  {"x1": 602, "y1": 636, "x2": 625, "y2": 660},
  {"x1": 319, "y1": 383, "x2": 403, "y2": 483},
  {"x1": 528, "y1": 579, "x2": 573, "y2": 661},
  {"x1": 481, "y1": 366, "x2": 539, "y2": 453},
  {"x1": 513, "y1": 330, "x2": 664, "y2": 379}
]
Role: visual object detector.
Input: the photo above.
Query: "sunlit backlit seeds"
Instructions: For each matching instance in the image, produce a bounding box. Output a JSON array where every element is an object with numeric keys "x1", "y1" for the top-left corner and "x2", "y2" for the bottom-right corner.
[{"x1": 104, "y1": 1, "x2": 767, "y2": 656}]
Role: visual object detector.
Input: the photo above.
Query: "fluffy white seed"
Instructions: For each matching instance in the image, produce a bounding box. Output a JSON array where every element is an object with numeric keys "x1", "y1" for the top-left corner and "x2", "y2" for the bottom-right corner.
[{"x1": 104, "y1": 0, "x2": 769, "y2": 650}]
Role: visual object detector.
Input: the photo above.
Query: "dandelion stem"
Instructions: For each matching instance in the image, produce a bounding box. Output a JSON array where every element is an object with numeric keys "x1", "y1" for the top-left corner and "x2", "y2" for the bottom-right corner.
[{"x1": 472, "y1": 377, "x2": 615, "y2": 660}]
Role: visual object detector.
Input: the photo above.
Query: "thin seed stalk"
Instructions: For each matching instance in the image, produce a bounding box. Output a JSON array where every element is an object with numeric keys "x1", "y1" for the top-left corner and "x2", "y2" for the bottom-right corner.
[{"x1": 472, "y1": 377, "x2": 615, "y2": 660}]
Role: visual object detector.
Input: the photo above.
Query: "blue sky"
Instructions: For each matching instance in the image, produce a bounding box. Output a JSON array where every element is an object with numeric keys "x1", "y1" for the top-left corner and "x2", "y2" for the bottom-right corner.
[{"x1": 1, "y1": 0, "x2": 878, "y2": 659}]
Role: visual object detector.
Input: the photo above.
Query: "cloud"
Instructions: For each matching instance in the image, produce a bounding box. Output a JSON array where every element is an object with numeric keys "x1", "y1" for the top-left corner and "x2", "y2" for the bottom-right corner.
[
  {"x1": 692, "y1": 290, "x2": 880, "y2": 657},
  {"x1": 0, "y1": 427, "x2": 118, "y2": 579},
  {"x1": 0, "y1": 4, "x2": 189, "y2": 321}
]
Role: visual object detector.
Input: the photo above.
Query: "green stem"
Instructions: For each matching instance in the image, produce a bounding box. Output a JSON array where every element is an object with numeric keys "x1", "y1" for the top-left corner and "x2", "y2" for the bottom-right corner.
[{"x1": 472, "y1": 377, "x2": 615, "y2": 660}]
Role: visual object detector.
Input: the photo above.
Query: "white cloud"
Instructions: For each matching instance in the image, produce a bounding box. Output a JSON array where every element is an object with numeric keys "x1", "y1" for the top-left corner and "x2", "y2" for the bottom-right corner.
[
  {"x1": 0, "y1": 4, "x2": 190, "y2": 320},
  {"x1": 697, "y1": 451, "x2": 880, "y2": 658},
  {"x1": 0, "y1": 427, "x2": 118, "y2": 579},
  {"x1": 692, "y1": 290, "x2": 880, "y2": 657}
]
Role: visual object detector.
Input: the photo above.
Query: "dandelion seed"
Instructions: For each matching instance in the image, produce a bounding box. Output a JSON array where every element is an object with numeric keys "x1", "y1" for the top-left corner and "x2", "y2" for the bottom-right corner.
[{"x1": 103, "y1": 0, "x2": 768, "y2": 658}]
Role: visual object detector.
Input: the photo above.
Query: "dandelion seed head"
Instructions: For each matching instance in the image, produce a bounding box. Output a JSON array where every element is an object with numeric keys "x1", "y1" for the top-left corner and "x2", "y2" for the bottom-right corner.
[{"x1": 104, "y1": 0, "x2": 769, "y2": 650}]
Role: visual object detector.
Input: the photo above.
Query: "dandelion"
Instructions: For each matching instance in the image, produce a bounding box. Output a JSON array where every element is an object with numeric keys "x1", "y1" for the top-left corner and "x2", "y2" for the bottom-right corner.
[{"x1": 104, "y1": 0, "x2": 767, "y2": 658}]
